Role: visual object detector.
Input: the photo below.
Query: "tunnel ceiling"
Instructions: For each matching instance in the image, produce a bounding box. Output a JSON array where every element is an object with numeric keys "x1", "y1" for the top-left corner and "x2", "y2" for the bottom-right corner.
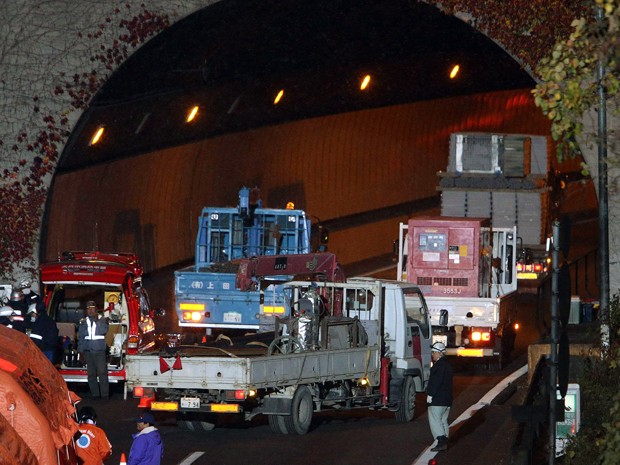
[{"x1": 58, "y1": 0, "x2": 535, "y2": 173}]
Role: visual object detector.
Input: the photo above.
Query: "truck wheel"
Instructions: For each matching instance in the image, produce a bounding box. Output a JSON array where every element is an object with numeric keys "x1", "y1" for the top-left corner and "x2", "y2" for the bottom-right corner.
[
  {"x1": 267, "y1": 414, "x2": 288, "y2": 434},
  {"x1": 283, "y1": 386, "x2": 313, "y2": 435},
  {"x1": 395, "y1": 376, "x2": 416, "y2": 422},
  {"x1": 178, "y1": 420, "x2": 215, "y2": 432}
]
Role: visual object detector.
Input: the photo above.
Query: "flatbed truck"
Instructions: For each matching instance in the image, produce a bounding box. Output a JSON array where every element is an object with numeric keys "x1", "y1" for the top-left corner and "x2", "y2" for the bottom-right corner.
[{"x1": 127, "y1": 278, "x2": 434, "y2": 434}]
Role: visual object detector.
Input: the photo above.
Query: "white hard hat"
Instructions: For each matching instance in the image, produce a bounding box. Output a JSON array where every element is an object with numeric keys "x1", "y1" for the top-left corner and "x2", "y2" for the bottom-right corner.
[
  {"x1": 0, "y1": 306, "x2": 15, "y2": 317},
  {"x1": 431, "y1": 342, "x2": 446, "y2": 352}
]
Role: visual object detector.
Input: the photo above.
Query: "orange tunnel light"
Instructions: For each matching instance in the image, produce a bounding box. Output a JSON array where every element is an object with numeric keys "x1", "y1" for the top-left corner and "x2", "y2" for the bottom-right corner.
[
  {"x1": 89, "y1": 126, "x2": 105, "y2": 146},
  {"x1": 274, "y1": 89, "x2": 284, "y2": 104},
  {"x1": 186, "y1": 105, "x2": 199, "y2": 122},
  {"x1": 449, "y1": 65, "x2": 460, "y2": 79},
  {"x1": 360, "y1": 74, "x2": 371, "y2": 90}
]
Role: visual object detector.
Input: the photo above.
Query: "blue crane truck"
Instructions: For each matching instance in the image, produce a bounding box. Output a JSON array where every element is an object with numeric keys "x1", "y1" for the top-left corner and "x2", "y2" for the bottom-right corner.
[{"x1": 174, "y1": 187, "x2": 315, "y2": 334}]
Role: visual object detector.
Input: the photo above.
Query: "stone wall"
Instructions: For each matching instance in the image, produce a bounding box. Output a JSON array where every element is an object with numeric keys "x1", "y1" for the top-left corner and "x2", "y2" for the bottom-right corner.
[{"x1": 0, "y1": 0, "x2": 211, "y2": 283}]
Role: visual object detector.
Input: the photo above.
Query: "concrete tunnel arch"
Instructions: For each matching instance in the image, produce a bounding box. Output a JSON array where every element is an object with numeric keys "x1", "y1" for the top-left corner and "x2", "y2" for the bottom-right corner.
[{"x1": 40, "y1": 0, "x2": 591, "y2": 284}]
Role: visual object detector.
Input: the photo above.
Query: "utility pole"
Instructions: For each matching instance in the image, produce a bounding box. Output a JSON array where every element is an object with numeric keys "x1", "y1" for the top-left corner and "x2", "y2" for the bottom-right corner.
[
  {"x1": 596, "y1": 6, "x2": 610, "y2": 346},
  {"x1": 548, "y1": 221, "x2": 560, "y2": 464}
]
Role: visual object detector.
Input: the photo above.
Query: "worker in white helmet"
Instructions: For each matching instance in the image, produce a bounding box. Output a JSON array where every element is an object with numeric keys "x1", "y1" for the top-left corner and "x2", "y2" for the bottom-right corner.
[{"x1": 426, "y1": 341, "x2": 453, "y2": 452}]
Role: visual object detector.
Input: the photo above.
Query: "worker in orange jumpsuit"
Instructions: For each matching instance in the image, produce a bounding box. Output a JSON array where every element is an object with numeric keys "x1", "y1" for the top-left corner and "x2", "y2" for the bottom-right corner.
[{"x1": 75, "y1": 406, "x2": 112, "y2": 465}]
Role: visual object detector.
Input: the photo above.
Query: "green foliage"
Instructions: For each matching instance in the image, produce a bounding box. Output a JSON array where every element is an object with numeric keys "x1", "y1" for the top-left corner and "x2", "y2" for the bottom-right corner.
[
  {"x1": 562, "y1": 346, "x2": 619, "y2": 464},
  {"x1": 600, "y1": 392, "x2": 620, "y2": 464},
  {"x1": 532, "y1": 0, "x2": 620, "y2": 162},
  {"x1": 562, "y1": 292, "x2": 620, "y2": 464}
]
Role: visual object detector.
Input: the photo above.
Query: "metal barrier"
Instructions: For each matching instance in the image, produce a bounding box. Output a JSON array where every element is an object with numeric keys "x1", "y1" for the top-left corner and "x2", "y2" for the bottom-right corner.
[{"x1": 510, "y1": 355, "x2": 551, "y2": 464}]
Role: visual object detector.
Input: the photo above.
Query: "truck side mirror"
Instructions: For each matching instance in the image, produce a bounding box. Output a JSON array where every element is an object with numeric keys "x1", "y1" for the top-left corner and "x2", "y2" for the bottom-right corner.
[{"x1": 438, "y1": 309, "x2": 448, "y2": 326}]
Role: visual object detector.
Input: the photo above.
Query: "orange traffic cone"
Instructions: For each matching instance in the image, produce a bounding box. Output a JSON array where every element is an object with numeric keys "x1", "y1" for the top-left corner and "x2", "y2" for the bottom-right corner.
[{"x1": 119, "y1": 452, "x2": 127, "y2": 465}]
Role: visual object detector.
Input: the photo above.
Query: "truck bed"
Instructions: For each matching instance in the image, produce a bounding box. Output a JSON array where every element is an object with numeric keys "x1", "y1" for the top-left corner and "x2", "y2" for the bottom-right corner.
[
  {"x1": 424, "y1": 291, "x2": 519, "y2": 327},
  {"x1": 126, "y1": 345, "x2": 381, "y2": 391}
]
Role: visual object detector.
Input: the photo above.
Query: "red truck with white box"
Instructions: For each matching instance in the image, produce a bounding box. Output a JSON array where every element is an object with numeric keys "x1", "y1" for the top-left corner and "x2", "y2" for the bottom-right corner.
[{"x1": 397, "y1": 216, "x2": 520, "y2": 366}]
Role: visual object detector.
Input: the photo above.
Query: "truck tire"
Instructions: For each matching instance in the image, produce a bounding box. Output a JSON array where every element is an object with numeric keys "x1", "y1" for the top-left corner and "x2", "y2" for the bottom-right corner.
[
  {"x1": 178, "y1": 420, "x2": 215, "y2": 432},
  {"x1": 267, "y1": 414, "x2": 288, "y2": 434},
  {"x1": 282, "y1": 386, "x2": 313, "y2": 435},
  {"x1": 395, "y1": 376, "x2": 416, "y2": 422}
]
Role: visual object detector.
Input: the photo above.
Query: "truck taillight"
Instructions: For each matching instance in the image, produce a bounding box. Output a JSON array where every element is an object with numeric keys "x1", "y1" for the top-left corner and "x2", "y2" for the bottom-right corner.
[
  {"x1": 471, "y1": 331, "x2": 491, "y2": 342},
  {"x1": 127, "y1": 334, "x2": 139, "y2": 349},
  {"x1": 180, "y1": 303, "x2": 207, "y2": 321},
  {"x1": 533, "y1": 263, "x2": 543, "y2": 273},
  {"x1": 516, "y1": 263, "x2": 524, "y2": 272},
  {"x1": 224, "y1": 389, "x2": 256, "y2": 400},
  {"x1": 182, "y1": 311, "x2": 206, "y2": 322},
  {"x1": 133, "y1": 387, "x2": 155, "y2": 408}
]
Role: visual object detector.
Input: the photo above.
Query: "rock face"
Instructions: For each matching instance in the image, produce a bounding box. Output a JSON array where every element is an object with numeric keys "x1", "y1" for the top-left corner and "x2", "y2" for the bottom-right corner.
[
  {"x1": 2, "y1": 1, "x2": 612, "y2": 293},
  {"x1": 0, "y1": 1, "x2": 206, "y2": 281}
]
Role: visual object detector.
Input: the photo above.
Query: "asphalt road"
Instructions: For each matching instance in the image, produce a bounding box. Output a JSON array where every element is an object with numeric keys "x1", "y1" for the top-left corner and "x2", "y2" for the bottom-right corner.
[
  {"x1": 105, "y1": 260, "x2": 549, "y2": 465},
  {"x1": 75, "y1": 352, "x2": 530, "y2": 465}
]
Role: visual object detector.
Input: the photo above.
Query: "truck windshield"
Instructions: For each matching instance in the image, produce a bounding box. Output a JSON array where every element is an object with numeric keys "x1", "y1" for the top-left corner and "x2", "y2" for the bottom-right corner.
[{"x1": 48, "y1": 284, "x2": 125, "y2": 324}]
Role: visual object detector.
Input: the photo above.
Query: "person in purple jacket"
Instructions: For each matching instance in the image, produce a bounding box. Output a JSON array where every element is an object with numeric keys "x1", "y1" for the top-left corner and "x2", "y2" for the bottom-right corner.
[{"x1": 128, "y1": 412, "x2": 164, "y2": 465}]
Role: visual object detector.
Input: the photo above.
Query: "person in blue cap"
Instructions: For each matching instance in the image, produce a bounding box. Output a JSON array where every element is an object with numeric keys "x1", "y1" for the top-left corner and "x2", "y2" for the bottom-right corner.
[{"x1": 128, "y1": 412, "x2": 164, "y2": 465}]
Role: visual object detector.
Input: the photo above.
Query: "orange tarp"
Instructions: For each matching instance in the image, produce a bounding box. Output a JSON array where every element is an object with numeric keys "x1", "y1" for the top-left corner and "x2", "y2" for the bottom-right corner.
[
  {"x1": 0, "y1": 325, "x2": 80, "y2": 464},
  {"x1": 0, "y1": 370, "x2": 57, "y2": 465},
  {"x1": 0, "y1": 407, "x2": 38, "y2": 465}
]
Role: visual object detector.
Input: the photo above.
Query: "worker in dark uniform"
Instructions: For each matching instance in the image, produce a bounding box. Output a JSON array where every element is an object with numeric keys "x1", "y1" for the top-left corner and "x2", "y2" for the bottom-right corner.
[
  {"x1": 24, "y1": 301, "x2": 59, "y2": 363},
  {"x1": 78, "y1": 301, "x2": 110, "y2": 399},
  {"x1": 426, "y1": 341, "x2": 453, "y2": 452},
  {"x1": 0, "y1": 305, "x2": 25, "y2": 331},
  {"x1": 7, "y1": 289, "x2": 28, "y2": 314},
  {"x1": 19, "y1": 279, "x2": 39, "y2": 304}
]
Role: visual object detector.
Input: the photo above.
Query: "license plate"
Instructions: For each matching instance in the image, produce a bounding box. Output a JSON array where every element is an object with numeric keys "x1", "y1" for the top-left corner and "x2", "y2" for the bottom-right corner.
[
  {"x1": 180, "y1": 397, "x2": 200, "y2": 409},
  {"x1": 223, "y1": 312, "x2": 242, "y2": 323},
  {"x1": 432, "y1": 335, "x2": 448, "y2": 345}
]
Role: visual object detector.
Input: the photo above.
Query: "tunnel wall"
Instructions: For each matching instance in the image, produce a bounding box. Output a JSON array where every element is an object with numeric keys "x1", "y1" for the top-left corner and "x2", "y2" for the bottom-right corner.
[{"x1": 43, "y1": 88, "x2": 587, "y2": 271}]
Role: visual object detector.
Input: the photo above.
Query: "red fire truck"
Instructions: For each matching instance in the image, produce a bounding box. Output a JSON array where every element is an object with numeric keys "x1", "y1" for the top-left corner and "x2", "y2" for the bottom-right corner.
[{"x1": 40, "y1": 251, "x2": 160, "y2": 390}]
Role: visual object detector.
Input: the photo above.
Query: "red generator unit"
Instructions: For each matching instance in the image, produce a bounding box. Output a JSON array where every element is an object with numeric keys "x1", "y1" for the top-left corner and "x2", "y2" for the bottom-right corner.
[{"x1": 407, "y1": 217, "x2": 491, "y2": 298}]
